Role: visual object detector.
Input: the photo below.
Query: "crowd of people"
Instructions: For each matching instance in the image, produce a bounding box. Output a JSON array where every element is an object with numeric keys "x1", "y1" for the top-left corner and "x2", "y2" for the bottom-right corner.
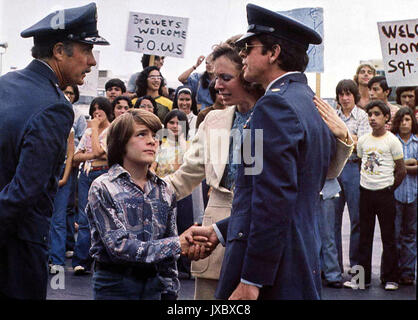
[{"x1": 0, "y1": 2, "x2": 416, "y2": 300}]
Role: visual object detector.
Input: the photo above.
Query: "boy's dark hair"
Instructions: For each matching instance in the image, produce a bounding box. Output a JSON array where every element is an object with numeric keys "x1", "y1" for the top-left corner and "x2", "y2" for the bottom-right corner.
[
  {"x1": 395, "y1": 86, "x2": 417, "y2": 105},
  {"x1": 365, "y1": 100, "x2": 391, "y2": 123},
  {"x1": 105, "y1": 78, "x2": 126, "y2": 93},
  {"x1": 368, "y1": 76, "x2": 391, "y2": 96},
  {"x1": 135, "y1": 66, "x2": 164, "y2": 97},
  {"x1": 89, "y1": 96, "x2": 113, "y2": 120},
  {"x1": 134, "y1": 95, "x2": 158, "y2": 115},
  {"x1": 256, "y1": 34, "x2": 309, "y2": 72},
  {"x1": 336, "y1": 79, "x2": 361, "y2": 104},
  {"x1": 391, "y1": 106, "x2": 418, "y2": 135},
  {"x1": 107, "y1": 109, "x2": 162, "y2": 167}
]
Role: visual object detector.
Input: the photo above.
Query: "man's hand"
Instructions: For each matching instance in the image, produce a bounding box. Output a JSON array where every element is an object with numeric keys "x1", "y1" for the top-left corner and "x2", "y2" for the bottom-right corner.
[
  {"x1": 179, "y1": 225, "x2": 220, "y2": 261},
  {"x1": 314, "y1": 96, "x2": 351, "y2": 142},
  {"x1": 229, "y1": 283, "x2": 260, "y2": 300}
]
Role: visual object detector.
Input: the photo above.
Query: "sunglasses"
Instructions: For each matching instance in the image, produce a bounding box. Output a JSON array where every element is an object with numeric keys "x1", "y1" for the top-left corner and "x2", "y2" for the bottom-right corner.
[{"x1": 240, "y1": 43, "x2": 264, "y2": 55}]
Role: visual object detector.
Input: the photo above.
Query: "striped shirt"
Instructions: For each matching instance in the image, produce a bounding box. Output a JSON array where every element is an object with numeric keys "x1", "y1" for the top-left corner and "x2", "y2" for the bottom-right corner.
[
  {"x1": 337, "y1": 105, "x2": 371, "y2": 159},
  {"x1": 86, "y1": 164, "x2": 180, "y2": 295},
  {"x1": 394, "y1": 134, "x2": 418, "y2": 203}
]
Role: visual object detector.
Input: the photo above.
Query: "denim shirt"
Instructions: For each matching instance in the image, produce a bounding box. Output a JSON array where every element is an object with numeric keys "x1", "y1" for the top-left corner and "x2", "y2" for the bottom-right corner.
[
  {"x1": 187, "y1": 72, "x2": 213, "y2": 110},
  {"x1": 86, "y1": 164, "x2": 180, "y2": 295},
  {"x1": 394, "y1": 134, "x2": 418, "y2": 203},
  {"x1": 220, "y1": 109, "x2": 253, "y2": 191}
]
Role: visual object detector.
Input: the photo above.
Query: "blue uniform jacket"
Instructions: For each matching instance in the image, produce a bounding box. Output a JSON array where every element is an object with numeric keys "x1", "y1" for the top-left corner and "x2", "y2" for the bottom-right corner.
[
  {"x1": 215, "y1": 73, "x2": 336, "y2": 300},
  {"x1": 0, "y1": 60, "x2": 74, "y2": 299}
]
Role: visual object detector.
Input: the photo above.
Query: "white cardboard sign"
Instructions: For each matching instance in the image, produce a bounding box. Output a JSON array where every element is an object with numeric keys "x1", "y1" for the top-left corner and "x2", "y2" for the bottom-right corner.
[
  {"x1": 125, "y1": 12, "x2": 189, "y2": 58},
  {"x1": 377, "y1": 19, "x2": 418, "y2": 86}
]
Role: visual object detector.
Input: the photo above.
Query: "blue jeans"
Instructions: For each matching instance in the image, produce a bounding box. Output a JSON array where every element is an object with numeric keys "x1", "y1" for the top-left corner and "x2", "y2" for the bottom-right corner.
[
  {"x1": 335, "y1": 161, "x2": 361, "y2": 270},
  {"x1": 72, "y1": 168, "x2": 108, "y2": 269},
  {"x1": 318, "y1": 197, "x2": 342, "y2": 282},
  {"x1": 395, "y1": 200, "x2": 417, "y2": 280},
  {"x1": 49, "y1": 166, "x2": 73, "y2": 266},
  {"x1": 92, "y1": 269, "x2": 163, "y2": 300}
]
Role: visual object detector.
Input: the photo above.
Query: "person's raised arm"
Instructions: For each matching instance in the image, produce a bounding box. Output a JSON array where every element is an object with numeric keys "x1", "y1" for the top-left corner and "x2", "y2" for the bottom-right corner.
[{"x1": 178, "y1": 55, "x2": 205, "y2": 84}]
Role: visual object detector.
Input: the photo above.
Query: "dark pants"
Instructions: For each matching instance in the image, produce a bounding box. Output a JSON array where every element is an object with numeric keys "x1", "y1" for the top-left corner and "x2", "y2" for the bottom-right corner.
[
  {"x1": 359, "y1": 186, "x2": 399, "y2": 284},
  {"x1": 92, "y1": 269, "x2": 163, "y2": 300}
]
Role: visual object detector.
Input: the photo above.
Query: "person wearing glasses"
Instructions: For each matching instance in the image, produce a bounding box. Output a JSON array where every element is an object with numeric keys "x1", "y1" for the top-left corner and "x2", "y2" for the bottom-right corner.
[
  {"x1": 134, "y1": 95, "x2": 159, "y2": 115},
  {"x1": 134, "y1": 66, "x2": 173, "y2": 123},
  {"x1": 165, "y1": 35, "x2": 352, "y2": 299},
  {"x1": 183, "y1": 4, "x2": 353, "y2": 300}
]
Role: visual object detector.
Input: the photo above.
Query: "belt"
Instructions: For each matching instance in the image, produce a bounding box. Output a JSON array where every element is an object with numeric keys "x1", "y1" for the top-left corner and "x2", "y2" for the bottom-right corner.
[
  {"x1": 90, "y1": 165, "x2": 109, "y2": 171},
  {"x1": 94, "y1": 261, "x2": 157, "y2": 279}
]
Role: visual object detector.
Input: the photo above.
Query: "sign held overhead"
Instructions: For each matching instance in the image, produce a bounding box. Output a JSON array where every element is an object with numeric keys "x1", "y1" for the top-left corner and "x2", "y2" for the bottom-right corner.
[
  {"x1": 377, "y1": 19, "x2": 418, "y2": 86},
  {"x1": 125, "y1": 12, "x2": 189, "y2": 58}
]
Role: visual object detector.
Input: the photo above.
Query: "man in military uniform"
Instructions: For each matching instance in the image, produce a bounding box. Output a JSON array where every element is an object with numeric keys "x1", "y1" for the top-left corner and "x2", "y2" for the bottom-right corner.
[
  {"x1": 0, "y1": 2, "x2": 109, "y2": 299},
  {"x1": 186, "y1": 4, "x2": 337, "y2": 300}
]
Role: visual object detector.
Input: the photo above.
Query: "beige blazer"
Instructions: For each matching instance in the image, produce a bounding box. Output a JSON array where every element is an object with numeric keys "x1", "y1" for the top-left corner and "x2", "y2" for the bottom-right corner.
[{"x1": 165, "y1": 106, "x2": 353, "y2": 280}]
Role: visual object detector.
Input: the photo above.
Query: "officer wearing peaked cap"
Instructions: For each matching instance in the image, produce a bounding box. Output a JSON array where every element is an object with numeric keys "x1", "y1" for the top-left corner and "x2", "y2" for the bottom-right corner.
[
  {"x1": 209, "y1": 4, "x2": 342, "y2": 299},
  {"x1": 0, "y1": 3, "x2": 108, "y2": 299}
]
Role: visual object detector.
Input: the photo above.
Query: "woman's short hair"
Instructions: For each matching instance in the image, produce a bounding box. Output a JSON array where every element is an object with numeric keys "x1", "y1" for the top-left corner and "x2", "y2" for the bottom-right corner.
[
  {"x1": 135, "y1": 66, "x2": 164, "y2": 97},
  {"x1": 391, "y1": 106, "x2": 418, "y2": 135},
  {"x1": 134, "y1": 95, "x2": 158, "y2": 114},
  {"x1": 89, "y1": 96, "x2": 113, "y2": 120},
  {"x1": 111, "y1": 96, "x2": 132, "y2": 118},
  {"x1": 163, "y1": 109, "x2": 190, "y2": 139},
  {"x1": 172, "y1": 85, "x2": 198, "y2": 115},
  {"x1": 336, "y1": 79, "x2": 361, "y2": 105},
  {"x1": 107, "y1": 109, "x2": 162, "y2": 167},
  {"x1": 211, "y1": 41, "x2": 264, "y2": 101}
]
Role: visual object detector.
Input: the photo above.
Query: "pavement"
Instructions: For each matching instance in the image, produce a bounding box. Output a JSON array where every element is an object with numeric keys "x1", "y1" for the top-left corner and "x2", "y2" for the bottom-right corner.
[{"x1": 47, "y1": 205, "x2": 416, "y2": 300}]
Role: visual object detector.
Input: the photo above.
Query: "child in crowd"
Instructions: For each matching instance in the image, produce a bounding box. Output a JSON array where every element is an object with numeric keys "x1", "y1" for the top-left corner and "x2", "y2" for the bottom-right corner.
[
  {"x1": 391, "y1": 107, "x2": 418, "y2": 286},
  {"x1": 85, "y1": 110, "x2": 207, "y2": 300},
  {"x1": 352, "y1": 100, "x2": 407, "y2": 291}
]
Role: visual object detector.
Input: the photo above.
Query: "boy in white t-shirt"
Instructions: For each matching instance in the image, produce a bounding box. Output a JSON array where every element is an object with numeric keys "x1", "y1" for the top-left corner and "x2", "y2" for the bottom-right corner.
[{"x1": 355, "y1": 100, "x2": 406, "y2": 291}]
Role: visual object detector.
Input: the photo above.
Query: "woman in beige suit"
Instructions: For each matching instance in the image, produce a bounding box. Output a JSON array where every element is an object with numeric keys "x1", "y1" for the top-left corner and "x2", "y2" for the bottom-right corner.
[{"x1": 165, "y1": 41, "x2": 354, "y2": 299}]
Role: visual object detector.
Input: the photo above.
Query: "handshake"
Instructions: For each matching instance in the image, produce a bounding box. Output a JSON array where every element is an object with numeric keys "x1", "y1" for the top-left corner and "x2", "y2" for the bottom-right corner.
[{"x1": 179, "y1": 224, "x2": 220, "y2": 261}]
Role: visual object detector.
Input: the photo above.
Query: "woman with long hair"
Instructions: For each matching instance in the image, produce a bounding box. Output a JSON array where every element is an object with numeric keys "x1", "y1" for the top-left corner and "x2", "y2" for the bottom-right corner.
[
  {"x1": 71, "y1": 97, "x2": 112, "y2": 275},
  {"x1": 135, "y1": 66, "x2": 173, "y2": 122}
]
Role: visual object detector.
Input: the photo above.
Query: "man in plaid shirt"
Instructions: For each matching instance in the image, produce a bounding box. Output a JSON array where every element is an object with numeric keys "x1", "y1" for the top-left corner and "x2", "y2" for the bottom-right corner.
[{"x1": 334, "y1": 79, "x2": 371, "y2": 278}]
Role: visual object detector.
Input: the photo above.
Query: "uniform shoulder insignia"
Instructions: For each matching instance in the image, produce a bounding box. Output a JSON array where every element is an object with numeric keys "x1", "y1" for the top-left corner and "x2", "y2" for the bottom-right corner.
[{"x1": 271, "y1": 88, "x2": 280, "y2": 92}]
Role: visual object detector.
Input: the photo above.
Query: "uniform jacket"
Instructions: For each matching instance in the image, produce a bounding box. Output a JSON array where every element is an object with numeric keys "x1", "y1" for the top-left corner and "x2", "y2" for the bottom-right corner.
[
  {"x1": 0, "y1": 60, "x2": 74, "y2": 299},
  {"x1": 215, "y1": 73, "x2": 337, "y2": 300},
  {"x1": 166, "y1": 100, "x2": 352, "y2": 282}
]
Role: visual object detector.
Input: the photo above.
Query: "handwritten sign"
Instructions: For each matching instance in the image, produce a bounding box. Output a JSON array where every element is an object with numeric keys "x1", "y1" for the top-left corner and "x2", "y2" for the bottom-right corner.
[
  {"x1": 377, "y1": 19, "x2": 418, "y2": 86},
  {"x1": 125, "y1": 12, "x2": 189, "y2": 58},
  {"x1": 279, "y1": 8, "x2": 324, "y2": 73}
]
